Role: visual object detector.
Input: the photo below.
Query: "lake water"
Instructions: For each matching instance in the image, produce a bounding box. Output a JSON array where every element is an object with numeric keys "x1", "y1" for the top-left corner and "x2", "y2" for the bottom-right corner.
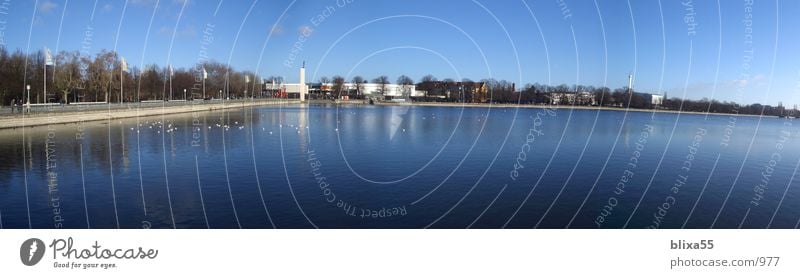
[{"x1": 1, "y1": 103, "x2": 798, "y2": 228}]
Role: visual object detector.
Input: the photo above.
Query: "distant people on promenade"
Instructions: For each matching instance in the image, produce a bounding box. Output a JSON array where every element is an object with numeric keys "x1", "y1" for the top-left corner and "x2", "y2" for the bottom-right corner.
[{"x1": 9, "y1": 98, "x2": 24, "y2": 114}]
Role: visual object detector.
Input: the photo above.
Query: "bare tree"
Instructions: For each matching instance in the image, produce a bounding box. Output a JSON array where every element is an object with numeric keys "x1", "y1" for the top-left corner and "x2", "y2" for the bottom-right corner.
[
  {"x1": 396, "y1": 75, "x2": 413, "y2": 85},
  {"x1": 421, "y1": 74, "x2": 437, "y2": 83},
  {"x1": 53, "y1": 51, "x2": 83, "y2": 103},
  {"x1": 372, "y1": 75, "x2": 389, "y2": 97},
  {"x1": 397, "y1": 75, "x2": 414, "y2": 99},
  {"x1": 172, "y1": 67, "x2": 194, "y2": 100},
  {"x1": 139, "y1": 64, "x2": 166, "y2": 100},
  {"x1": 88, "y1": 50, "x2": 116, "y2": 102},
  {"x1": 0, "y1": 48, "x2": 27, "y2": 104},
  {"x1": 417, "y1": 74, "x2": 438, "y2": 99},
  {"x1": 352, "y1": 76, "x2": 364, "y2": 97},
  {"x1": 332, "y1": 75, "x2": 345, "y2": 99}
]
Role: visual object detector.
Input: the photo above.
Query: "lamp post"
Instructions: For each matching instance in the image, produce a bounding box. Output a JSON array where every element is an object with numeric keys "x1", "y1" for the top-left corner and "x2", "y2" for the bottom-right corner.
[
  {"x1": 202, "y1": 68, "x2": 207, "y2": 100},
  {"x1": 219, "y1": 89, "x2": 222, "y2": 100},
  {"x1": 183, "y1": 88, "x2": 187, "y2": 101},
  {"x1": 169, "y1": 80, "x2": 172, "y2": 101},
  {"x1": 120, "y1": 57, "x2": 128, "y2": 104},
  {"x1": 245, "y1": 74, "x2": 250, "y2": 99},
  {"x1": 44, "y1": 48, "x2": 52, "y2": 105},
  {"x1": 26, "y1": 85, "x2": 31, "y2": 107},
  {"x1": 169, "y1": 65, "x2": 173, "y2": 101}
]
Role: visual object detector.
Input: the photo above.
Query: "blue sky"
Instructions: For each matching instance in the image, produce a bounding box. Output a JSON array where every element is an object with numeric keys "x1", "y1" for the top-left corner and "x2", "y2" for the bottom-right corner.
[{"x1": 1, "y1": 0, "x2": 798, "y2": 105}]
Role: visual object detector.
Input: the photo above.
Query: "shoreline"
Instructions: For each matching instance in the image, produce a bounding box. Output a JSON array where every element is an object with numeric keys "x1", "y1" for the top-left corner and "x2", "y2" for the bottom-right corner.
[
  {"x1": 0, "y1": 99, "x2": 782, "y2": 130},
  {"x1": 0, "y1": 99, "x2": 298, "y2": 130},
  {"x1": 372, "y1": 101, "x2": 781, "y2": 119}
]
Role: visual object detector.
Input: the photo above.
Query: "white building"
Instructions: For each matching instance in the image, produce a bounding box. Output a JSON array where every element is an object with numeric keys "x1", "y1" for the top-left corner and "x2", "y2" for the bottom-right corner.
[
  {"x1": 649, "y1": 94, "x2": 664, "y2": 105},
  {"x1": 267, "y1": 65, "x2": 415, "y2": 100},
  {"x1": 312, "y1": 83, "x2": 416, "y2": 99}
]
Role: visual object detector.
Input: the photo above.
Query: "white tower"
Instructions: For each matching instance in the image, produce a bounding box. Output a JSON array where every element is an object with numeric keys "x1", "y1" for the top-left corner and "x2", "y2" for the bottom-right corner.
[
  {"x1": 299, "y1": 62, "x2": 306, "y2": 102},
  {"x1": 627, "y1": 74, "x2": 633, "y2": 94}
]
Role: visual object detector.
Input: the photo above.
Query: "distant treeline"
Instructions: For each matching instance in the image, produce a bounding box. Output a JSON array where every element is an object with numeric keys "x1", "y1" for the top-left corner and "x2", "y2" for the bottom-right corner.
[
  {"x1": 411, "y1": 76, "x2": 794, "y2": 117},
  {"x1": 0, "y1": 47, "x2": 792, "y2": 117}
]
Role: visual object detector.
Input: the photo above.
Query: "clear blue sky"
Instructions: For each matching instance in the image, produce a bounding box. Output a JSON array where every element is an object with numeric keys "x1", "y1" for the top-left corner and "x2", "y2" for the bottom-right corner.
[{"x1": 1, "y1": 0, "x2": 798, "y2": 105}]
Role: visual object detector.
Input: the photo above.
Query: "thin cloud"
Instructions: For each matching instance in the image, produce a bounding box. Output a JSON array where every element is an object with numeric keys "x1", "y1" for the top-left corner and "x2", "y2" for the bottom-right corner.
[
  {"x1": 726, "y1": 73, "x2": 766, "y2": 87},
  {"x1": 38, "y1": 0, "x2": 58, "y2": 14},
  {"x1": 269, "y1": 24, "x2": 284, "y2": 35},
  {"x1": 179, "y1": 25, "x2": 197, "y2": 38},
  {"x1": 158, "y1": 26, "x2": 173, "y2": 36},
  {"x1": 158, "y1": 25, "x2": 197, "y2": 39},
  {"x1": 298, "y1": 25, "x2": 313, "y2": 36},
  {"x1": 130, "y1": 0, "x2": 157, "y2": 7},
  {"x1": 102, "y1": 3, "x2": 113, "y2": 13},
  {"x1": 33, "y1": 16, "x2": 45, "y2": 26}
]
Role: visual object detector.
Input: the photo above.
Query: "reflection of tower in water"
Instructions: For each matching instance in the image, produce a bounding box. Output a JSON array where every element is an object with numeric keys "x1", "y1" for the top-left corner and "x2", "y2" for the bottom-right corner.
[
  {"x1": 121, "y1": 123, "x2": 129, "y2": 172},
  {"x1": 298, "y1": 105, "x2": 308, "y2": 152},
  {"x1": 623, "y1": 124, "x2": 630, "y2": 147},
  {"x1": 170, "y1": 120, "x2": 177, "y2": 159},
  {"x1": 203, "y1": 116, "x2": 210, "y2": 153},
  {"x1": 28, "y1": 136, "x2": 33, "y2": 170},
  {"x1": 623, "y1": 74, "x2": 634, "y2": 146}
]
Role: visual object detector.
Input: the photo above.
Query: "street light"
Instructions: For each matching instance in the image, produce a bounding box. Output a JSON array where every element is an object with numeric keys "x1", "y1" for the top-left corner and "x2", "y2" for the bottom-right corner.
[
  {"x1": 219, "y1": 90, "x2": 222, "y2": 100},
  {"x1": 245, "y1": 74, "x2": 250, "y2": 99},
  {"x1": 183, "y1": 88, "x2": 187, "y2": 100},
  {"x1": 26, "y1": 85, "x2": 30, "y2": 113}
]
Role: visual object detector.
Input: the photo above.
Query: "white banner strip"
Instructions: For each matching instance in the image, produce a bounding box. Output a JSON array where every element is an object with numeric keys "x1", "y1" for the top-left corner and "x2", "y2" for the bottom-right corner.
[{"x1": 0, "y1": 230, "x2": 796, "y2": 277}]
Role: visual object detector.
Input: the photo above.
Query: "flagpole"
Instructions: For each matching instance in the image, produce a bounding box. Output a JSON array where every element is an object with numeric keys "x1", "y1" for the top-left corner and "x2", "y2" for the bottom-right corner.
[
  {"x1": 43, "y1": 48, "x2": 48, "y2": 104},
  {"x1": 169, "y1": 66, "x2": 173, "y2": 101},
  {"x1": 119, "y1": 57, "x2": 128, "y2": 103},
  {"x1": 43, "y1": 59, "x2": 46, "y2": 105}
]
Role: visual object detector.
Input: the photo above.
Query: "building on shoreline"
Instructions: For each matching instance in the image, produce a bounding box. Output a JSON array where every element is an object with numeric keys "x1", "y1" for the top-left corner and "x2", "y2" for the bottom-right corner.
[
  {"x1": 414, "y1": 81, "x2": 489, "y2": 103},
  {"x1": 264, "y1": 82, "x2": 417, "y2": 101},
  {"x1": 549, "y1": 91, "x2": 597, "y2": 105}
]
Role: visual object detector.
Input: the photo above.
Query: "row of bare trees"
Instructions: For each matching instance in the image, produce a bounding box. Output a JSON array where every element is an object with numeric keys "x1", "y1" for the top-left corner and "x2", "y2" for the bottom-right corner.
[{"x1": 0, "y1": 47, "x2": 266, "y2": 105}]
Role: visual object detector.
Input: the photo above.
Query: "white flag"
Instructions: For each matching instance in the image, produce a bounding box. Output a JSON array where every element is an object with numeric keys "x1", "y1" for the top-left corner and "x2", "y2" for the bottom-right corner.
[
  {"x1": 120, "y1": 57, "x2": 129, "y2": 72},
  {"x1": 203, "y1": 68, "x2": 207, "y2": 79},
  {"x1": 44, "y1": 48, "x2": 54, "y2": 66},
  {"x1": 245, "y1": 75, "x2": 250, "y2": 83},
  {"x1": 169, "y1": 64, "x2": 174, "y2": 76}
]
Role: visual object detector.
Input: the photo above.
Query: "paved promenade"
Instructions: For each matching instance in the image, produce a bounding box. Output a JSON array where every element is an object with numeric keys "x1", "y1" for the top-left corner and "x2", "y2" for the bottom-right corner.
[{"x1": 0, "y1": 99, "x2": 298, "y2": 129}]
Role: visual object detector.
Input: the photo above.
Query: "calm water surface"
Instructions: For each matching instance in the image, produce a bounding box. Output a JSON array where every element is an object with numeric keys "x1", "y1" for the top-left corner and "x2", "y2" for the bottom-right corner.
[{"x1": 1, "y1": 104, "x2": 798, "y2": 228}]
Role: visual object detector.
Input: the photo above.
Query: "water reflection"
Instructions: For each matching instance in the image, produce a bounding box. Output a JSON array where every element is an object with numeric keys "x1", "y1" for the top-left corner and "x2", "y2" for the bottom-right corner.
[{"x1": 0, "y1": 105, "x2": 798, "y2": 228}]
